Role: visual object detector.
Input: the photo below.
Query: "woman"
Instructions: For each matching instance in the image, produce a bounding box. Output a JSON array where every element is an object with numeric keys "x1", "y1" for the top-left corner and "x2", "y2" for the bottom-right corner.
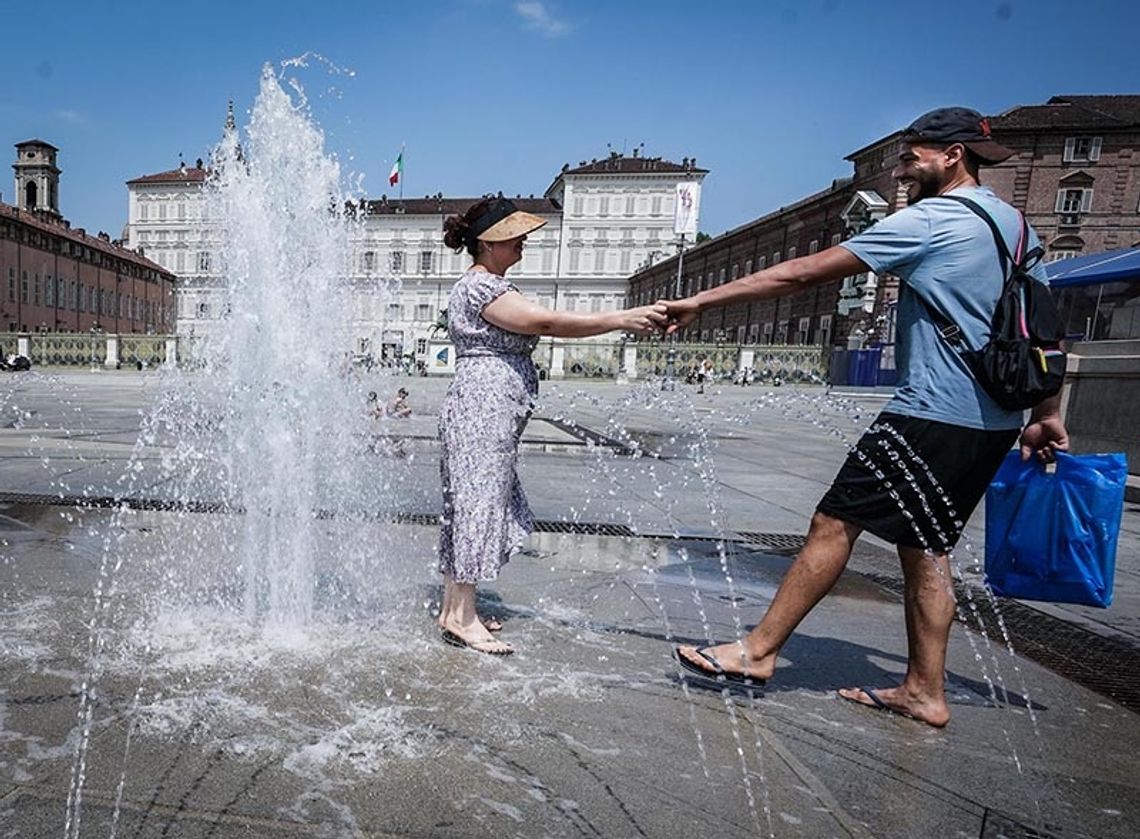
[{"x1": 437, "y1": 196, "x2": 667, "y2": 654}]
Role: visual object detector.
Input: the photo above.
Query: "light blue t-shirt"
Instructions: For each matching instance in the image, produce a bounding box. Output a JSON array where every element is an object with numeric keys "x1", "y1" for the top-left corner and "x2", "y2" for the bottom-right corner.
[{"x1": 840, "y1": 185, "x2": 1047, "y2": 431}]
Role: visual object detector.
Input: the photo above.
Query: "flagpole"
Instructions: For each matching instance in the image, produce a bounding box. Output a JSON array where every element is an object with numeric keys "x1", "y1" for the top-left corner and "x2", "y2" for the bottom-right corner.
[{"x1": 398, "y1": 142, "x2": 404, "y2": 202}]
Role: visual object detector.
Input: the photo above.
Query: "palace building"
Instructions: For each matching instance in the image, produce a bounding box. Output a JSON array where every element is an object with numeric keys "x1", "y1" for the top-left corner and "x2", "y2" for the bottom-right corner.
[
  {"x1": 125, "y1": 117, "x2": 705, "y2": 370},
  {"x1": 2, "y1": 140, "x2": 175, "y2": 335}
]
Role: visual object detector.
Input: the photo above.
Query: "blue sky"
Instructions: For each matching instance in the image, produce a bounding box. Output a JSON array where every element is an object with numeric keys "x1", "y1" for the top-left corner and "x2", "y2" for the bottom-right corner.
[{"x1": 4, "y1": 0, "x2": 1139, "y2": 240}]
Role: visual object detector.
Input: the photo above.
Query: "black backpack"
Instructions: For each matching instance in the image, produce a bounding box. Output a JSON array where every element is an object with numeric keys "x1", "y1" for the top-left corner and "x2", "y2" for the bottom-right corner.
[{"x1": 918, "y1": 195, "x2": 1066, "y2": 411}]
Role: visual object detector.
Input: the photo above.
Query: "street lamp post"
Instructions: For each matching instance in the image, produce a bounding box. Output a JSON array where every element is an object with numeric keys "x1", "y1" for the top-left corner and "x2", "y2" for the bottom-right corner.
[{"x1": 661, "y1": 235, "x2": 687, "y2": 391}]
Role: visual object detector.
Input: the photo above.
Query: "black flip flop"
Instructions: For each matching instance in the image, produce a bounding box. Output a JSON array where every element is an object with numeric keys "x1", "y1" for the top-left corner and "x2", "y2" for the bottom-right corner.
[
  {"x1": 838, "y1": 687, "x2": 913, "y2": 720},
  {"x1": 441, "y1": 628, "x2": 513, "y2": 656},
  {"x1": 674, "y1": 646, "x2": 765, "y2": 692}
]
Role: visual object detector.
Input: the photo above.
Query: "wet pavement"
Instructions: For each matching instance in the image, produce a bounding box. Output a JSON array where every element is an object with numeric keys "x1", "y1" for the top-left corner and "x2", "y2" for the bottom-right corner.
[{"x1": 1, "y1": 370, "x2": 1138, "y2": 838}]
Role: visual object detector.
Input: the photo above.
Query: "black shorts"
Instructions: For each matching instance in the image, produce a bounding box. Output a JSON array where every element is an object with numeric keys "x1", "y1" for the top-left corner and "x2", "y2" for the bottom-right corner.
[{"x1": 816, "y1": 412, "x2": 1019, "y2": 553}]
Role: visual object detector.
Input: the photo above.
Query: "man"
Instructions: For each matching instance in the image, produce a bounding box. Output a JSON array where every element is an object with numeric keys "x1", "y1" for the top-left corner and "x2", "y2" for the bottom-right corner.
[{"x1": 666, "y1": 107, "x2": 1068, "y2": 727}]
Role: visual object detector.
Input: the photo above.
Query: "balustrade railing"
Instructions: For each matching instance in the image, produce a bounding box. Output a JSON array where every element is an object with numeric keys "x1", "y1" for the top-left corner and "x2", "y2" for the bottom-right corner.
[{"x1": 0, "y1": 332, "x2": 830, "y2": 383}]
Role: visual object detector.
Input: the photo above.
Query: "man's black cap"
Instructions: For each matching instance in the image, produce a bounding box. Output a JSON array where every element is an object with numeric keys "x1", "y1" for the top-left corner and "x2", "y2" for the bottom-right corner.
[{"x1": 902, "y1": 106, "x2": 1014, "y2": 164}]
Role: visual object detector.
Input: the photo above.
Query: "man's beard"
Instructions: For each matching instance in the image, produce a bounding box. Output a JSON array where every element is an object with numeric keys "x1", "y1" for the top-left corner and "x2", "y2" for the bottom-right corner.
[{"x1": 906, "y1": 170, "x2": 943, "y2": 205}]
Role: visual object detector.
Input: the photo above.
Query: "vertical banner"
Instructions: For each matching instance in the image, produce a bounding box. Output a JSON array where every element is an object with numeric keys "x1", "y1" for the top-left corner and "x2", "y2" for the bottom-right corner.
[{"x1": 673, "y1": 181, "x2": 701, "y2": 237}]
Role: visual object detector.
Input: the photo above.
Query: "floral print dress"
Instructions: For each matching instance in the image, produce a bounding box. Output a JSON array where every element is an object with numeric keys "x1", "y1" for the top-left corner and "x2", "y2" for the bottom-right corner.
[{"x1": 438, "y1": 269, "x2": 539, "y2": 583}]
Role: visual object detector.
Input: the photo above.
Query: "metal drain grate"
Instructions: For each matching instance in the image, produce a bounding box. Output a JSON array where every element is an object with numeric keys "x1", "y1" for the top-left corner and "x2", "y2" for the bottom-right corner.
[
  {"x1": 735, "y1": 531, "x2": 807, "y2": 555},
  {"x1": 536, "y1": 520, "x2": 634, "y2": 537},
  {"x1": 861, "y1": 570, "x2": 1140, "y2": 714},
  {"x1": 0, "y1": 491, "x2": 231, "y2": 514},
  {"x1": 0, "y1": 492, "x2": 635, "y2": 537}
]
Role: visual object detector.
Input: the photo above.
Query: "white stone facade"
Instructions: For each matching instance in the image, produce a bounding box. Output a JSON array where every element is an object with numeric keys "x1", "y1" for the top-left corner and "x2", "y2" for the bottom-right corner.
[
  {"x1": 124, "y1": 166, "x2": 216, "y2": 332},
  {"x1": 124, "y1": 153, "x2": 706, "y2": 371}
]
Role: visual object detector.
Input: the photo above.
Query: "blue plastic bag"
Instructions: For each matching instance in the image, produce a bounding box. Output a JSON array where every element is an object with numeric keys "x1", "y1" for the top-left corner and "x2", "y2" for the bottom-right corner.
[{"x1": 985, "y1": 451, "x2": 1127, "y2": 608}]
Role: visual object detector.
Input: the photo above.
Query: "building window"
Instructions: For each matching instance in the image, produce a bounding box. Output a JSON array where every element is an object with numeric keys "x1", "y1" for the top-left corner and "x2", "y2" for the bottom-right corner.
[
  {"x1": 389, "y1": 251, "x2": 404, "y2": 273},
  {"x1": 21, "y1": 271, "x2": 29, "y2": 303},
  {"x1": 418, "y1": 250, "x2": 434, "y2": 274},
  {"x1": 590, "y1": 296, "x2": 601, "y2": 312},
  {"x1": 757, "y1": 255, "x2": 767, "y2": 270},
  {"x1": 776, "y1": 320, "x2": 788, "y2": 344},
  {"x1": 772, "y1": 251, "x2": 781, "y2": 264},
  {"x1": 830, "y1": 232, "x2": 842, "y2": 247},
  {"x1": 651, "y1": 195, "x2": 662, "y2": 215},
  {"x1": 362, "y1": 251, "x2": 376, "y2": 272},
  {"x1": 731, "y1": 263, "x2": 739, "y2": 280},
  {"x1": 748, "y1": 323, "x2": 760, "y2": 344},
  {"x1": 797, "y1": 317, "x2": 811, "y2": 345},
  {"x1": 598, "y1": 196, "x2": 609, "y2": 216},
  {"x1": 819, "y1": 315, "x2": 833, "y2": 347},
  {"x1": 1055, "y1": 188, "x2": 1093, "y2": 215},
  {"x1": 197, "y1": 252, "x2": 211, "y2": 273},
  {"x1": 808, "y1": 239, "x2": 819, "y2": 254},
  {"x1": 416, "y1": 338, "x2": 427, "y2": 354},
  {"x1": 744, "y1": 259, "x2": 752, "y2": 275},
  {"x1": 1063, "y1": 137, "x2": 1102, "y2": 163},
  {"x1": 138, "y1": 203, "x2": 148, "y2": 221},
  {"x1": 386, "y1": 302, "x2": 400, "y2": 320},
  {"x1": 7, "y1": 268, "x2": 14, "y2": 302},
  {"x1": 736, "y1": 325, "x2": 746, "y2": 344},
  {"x1": 787, "y1": 246, "x2": 797, "y2": 260},
  {"x1": 415, "y1": 303, "x2": 431, "y2": 321}
]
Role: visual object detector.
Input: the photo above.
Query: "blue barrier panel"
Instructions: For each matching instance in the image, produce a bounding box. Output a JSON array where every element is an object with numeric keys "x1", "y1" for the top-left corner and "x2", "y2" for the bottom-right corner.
[{"x1": 829, "y1": 348, "x2": 850, "y2": 386}]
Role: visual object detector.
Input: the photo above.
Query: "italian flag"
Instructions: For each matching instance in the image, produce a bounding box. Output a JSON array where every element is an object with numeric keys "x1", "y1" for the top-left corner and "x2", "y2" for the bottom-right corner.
[{"x1": 388, "y1": 151, "x2": 403, "y2": 186}]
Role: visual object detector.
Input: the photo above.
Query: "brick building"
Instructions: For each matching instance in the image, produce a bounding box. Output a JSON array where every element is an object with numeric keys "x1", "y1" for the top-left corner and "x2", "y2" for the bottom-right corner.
[
  {"x1": 629, "y1": 94, "x2": 1140, "y2": 347},
  {"x1": 3, "y1": 140, "x2": 175, "y2": 334}
]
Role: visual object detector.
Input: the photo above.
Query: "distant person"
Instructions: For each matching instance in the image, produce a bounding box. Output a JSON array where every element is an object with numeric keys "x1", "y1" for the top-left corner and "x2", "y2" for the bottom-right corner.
[
  {"x1": 387, "y1": 387, "x2": 412, "y2": 418},
  {"x1": 437, "y1": 196, "x2": 667, "y2": 655},
  {"x1": 666, "y1": 107, "x2": 1068, "y2": 727},
  {"x1": 695, "y1": 359, "x2": 708, "y2": 393}
]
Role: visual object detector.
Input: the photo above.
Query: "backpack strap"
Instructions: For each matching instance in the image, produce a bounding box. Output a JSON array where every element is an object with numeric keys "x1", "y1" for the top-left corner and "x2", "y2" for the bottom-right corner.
[
  {"x1": 912, "y1": 194, "x2": 1026, "y2": 346},
  {"x1": 940, "y1": 194, "x2": 1019, "y2": 274}
]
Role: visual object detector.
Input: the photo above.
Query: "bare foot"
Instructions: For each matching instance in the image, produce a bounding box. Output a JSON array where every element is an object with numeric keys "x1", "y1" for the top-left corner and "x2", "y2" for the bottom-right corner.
[
  {"x1": 837, "y1": 686, "x2": 950, "y2": 728},
  {"x1": 675, "y1": 642, "x2": 776, "y2": 681}
]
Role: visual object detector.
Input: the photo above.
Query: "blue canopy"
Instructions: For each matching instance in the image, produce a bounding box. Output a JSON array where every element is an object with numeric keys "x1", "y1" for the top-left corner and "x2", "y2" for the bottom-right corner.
[{"x1": 1046, "y1": 247, "x2": 1140, "y2": 288}]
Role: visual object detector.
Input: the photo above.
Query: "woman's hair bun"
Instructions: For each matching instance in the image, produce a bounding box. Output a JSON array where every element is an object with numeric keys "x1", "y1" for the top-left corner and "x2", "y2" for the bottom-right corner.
[{"x1": 442, "y1": 215, "x2": 468, "y2": 251}]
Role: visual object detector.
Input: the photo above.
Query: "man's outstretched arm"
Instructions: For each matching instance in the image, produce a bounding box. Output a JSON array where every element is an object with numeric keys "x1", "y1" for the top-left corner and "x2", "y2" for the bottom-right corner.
[{"x1": 663, "y1": 247, "x2": 870, "y2": 333}]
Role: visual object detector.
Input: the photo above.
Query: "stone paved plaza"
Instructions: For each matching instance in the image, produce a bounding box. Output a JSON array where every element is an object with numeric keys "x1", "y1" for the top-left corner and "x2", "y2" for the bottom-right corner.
[{"x1": 1, "y1": 370, "x2": 1138, "y2": 838}]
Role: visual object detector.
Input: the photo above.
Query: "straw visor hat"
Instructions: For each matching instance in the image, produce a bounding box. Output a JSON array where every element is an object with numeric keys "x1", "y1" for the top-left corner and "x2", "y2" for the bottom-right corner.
[{"x1": 466, "y1": 197, "x2": 548, "y2": 245}]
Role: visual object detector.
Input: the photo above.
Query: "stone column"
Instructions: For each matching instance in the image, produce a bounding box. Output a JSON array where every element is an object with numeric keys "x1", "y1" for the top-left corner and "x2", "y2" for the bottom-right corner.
[
  {"x1": 165, "y1": 336, "x2": 179, "y2": 367},
  {"x1": 104, "y1": 334, "x2": 120, "y2": 369},
  {"x1": 622, "y1": 344, "x2": 637, "y2": 381},
  {"x1": 17, "y1": 334, "x2": 31, "y2": 358},
  {"x1": 550, "y1": 344, "x2": 565, "y2": 379},
  {"x1": 739, "y1": 347, "x2": 755, "y2": 372}
]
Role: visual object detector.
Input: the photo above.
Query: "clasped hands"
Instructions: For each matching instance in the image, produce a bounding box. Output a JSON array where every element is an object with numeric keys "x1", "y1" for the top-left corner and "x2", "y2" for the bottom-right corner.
[{"x1": 625, "y1": 298, "x2": 700, "y2": 336}]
